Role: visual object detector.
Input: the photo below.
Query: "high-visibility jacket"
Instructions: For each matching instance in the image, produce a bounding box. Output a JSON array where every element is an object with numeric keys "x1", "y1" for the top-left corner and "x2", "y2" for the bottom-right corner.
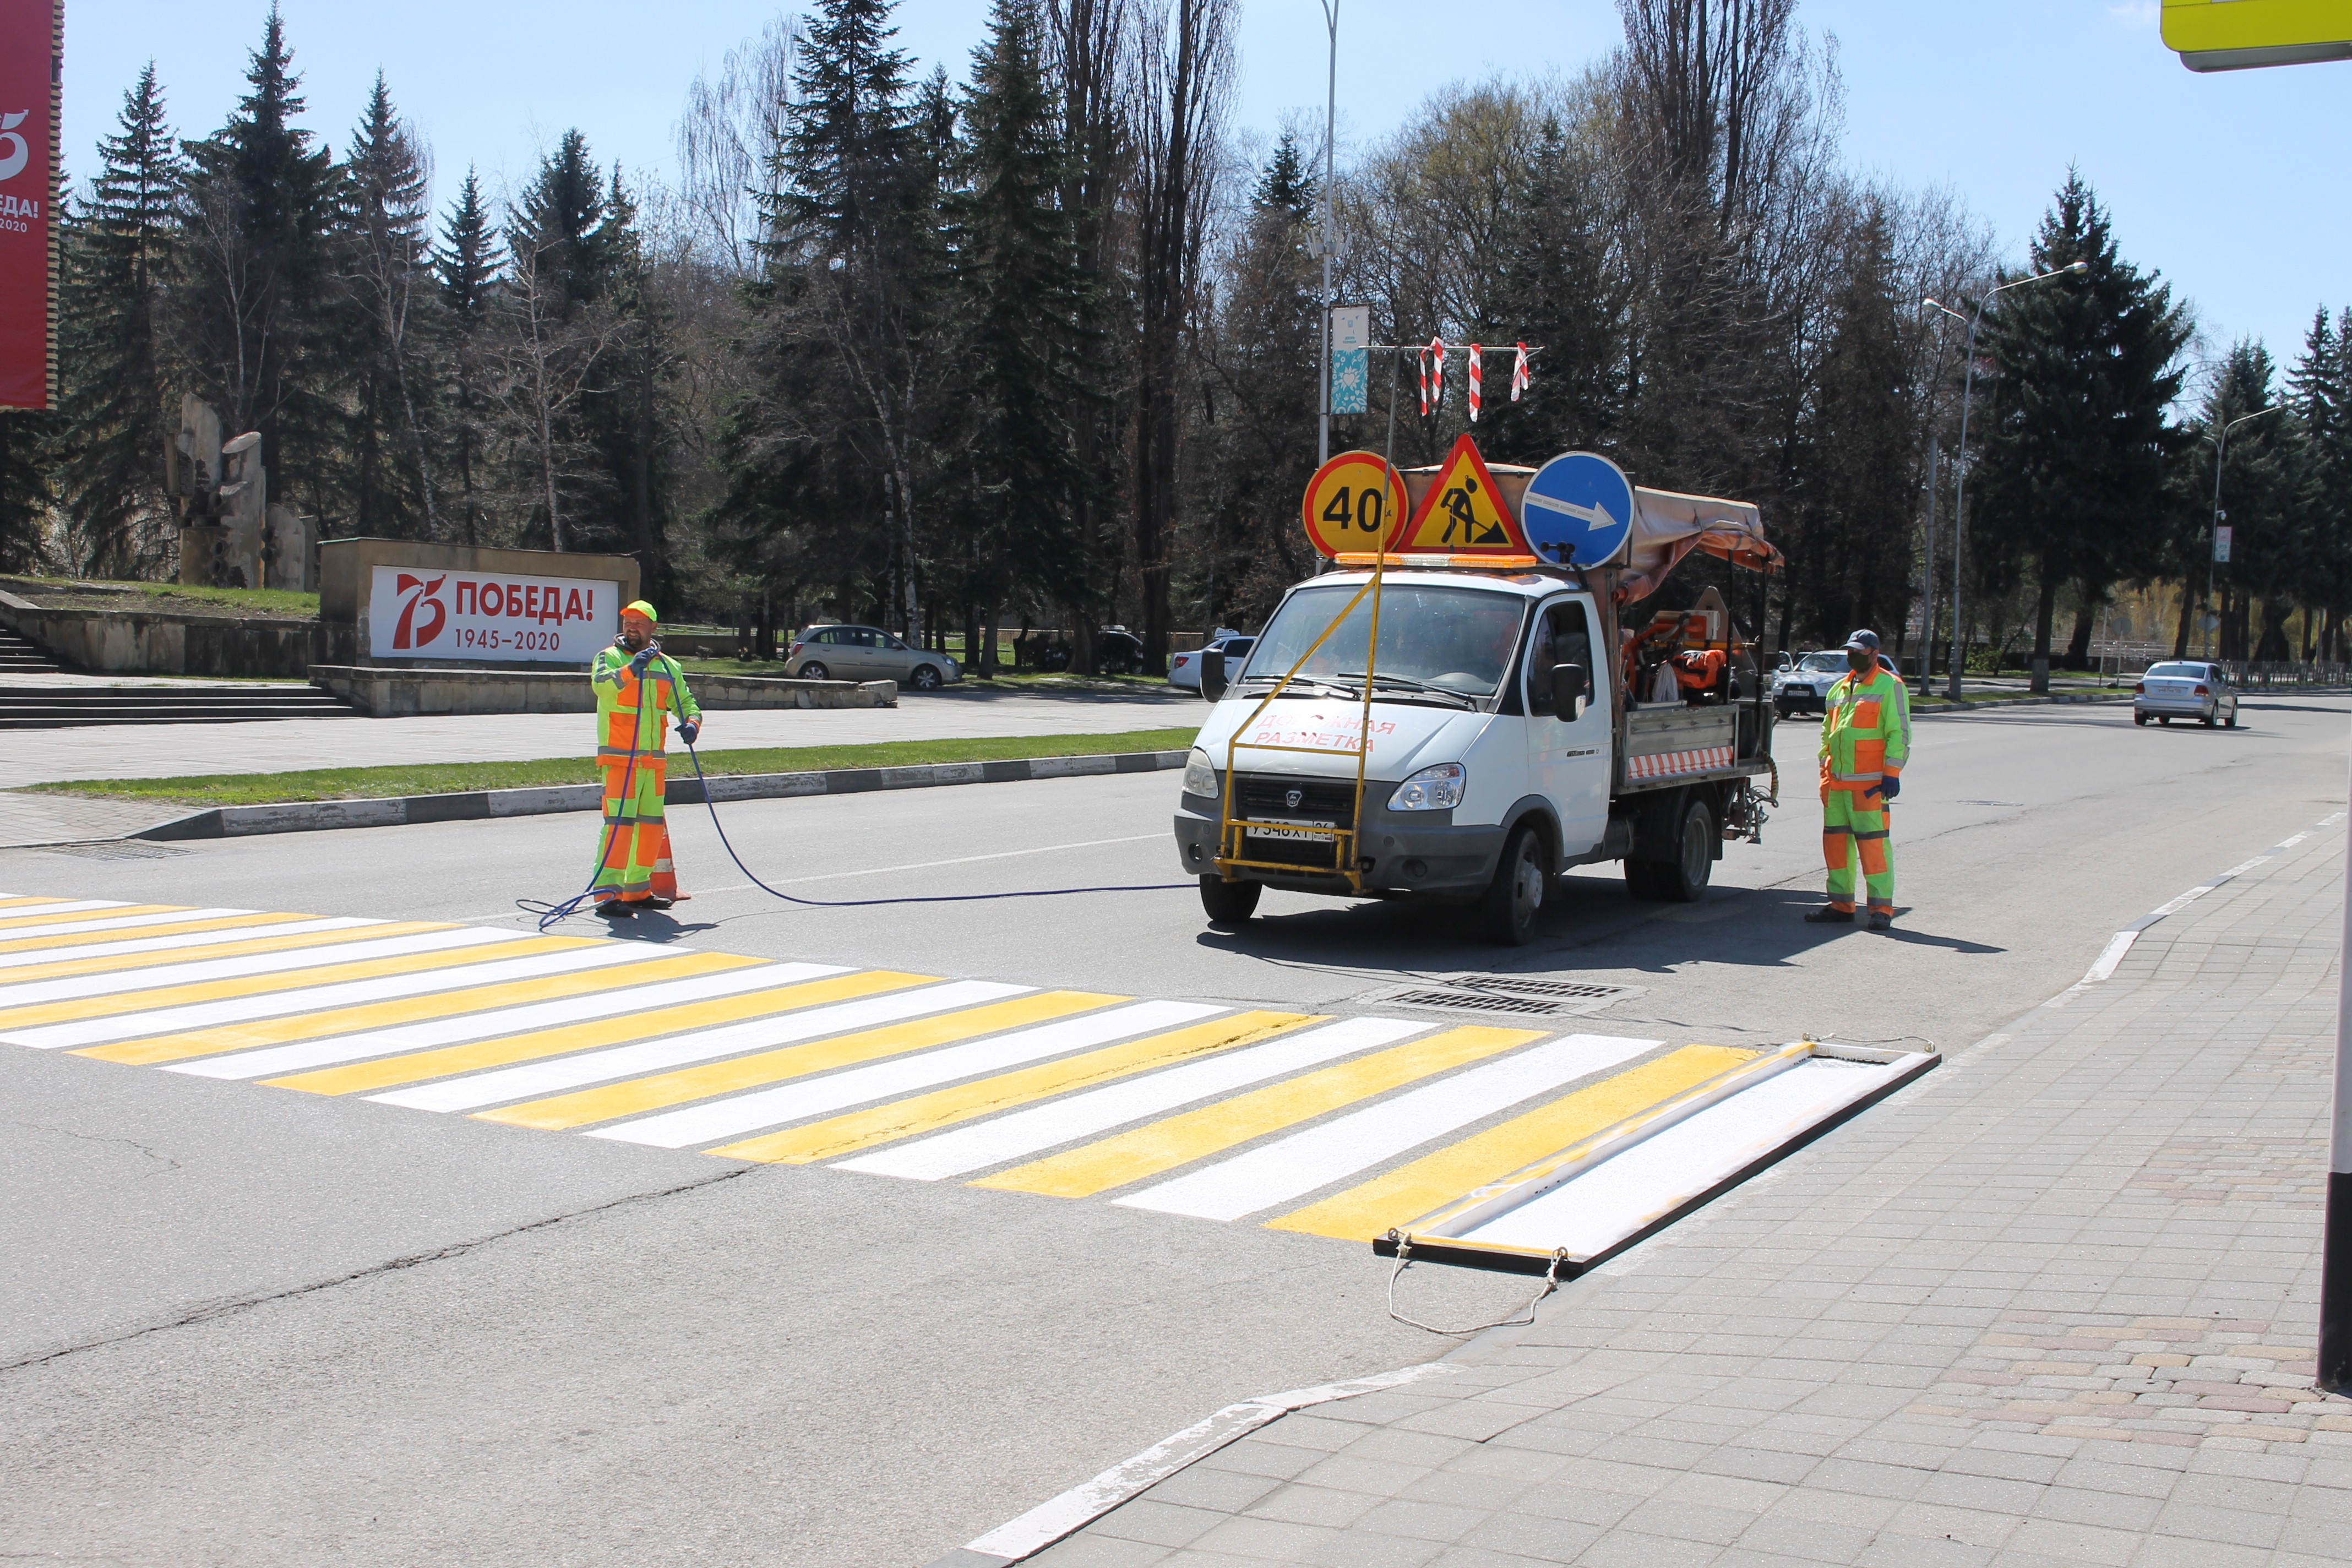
[
  {"x1": 1819, "y1": 667, "x2": 1909, "y2": 789},
  {"x1": 592, "y1": 645, "x2": 701, "y2": 758}
]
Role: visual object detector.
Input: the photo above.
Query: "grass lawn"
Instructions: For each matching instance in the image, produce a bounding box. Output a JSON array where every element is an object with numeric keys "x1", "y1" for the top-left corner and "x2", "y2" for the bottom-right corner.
[
  {"x1": 21, "y1": 727, "x2": 1202, "y2": 808},
  {"x1": 0, "y1": 575, "x2": 320, "y2": 620}
]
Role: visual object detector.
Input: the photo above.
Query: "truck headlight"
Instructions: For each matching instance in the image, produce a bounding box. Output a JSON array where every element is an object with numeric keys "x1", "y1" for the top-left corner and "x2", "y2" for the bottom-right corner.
[
  {"x1": 1182, "y1": 748, "x2": 1219, "y2": 798},
  {"x1": 1389, "y1": 763, "x2": 1466, "y2": 811}
]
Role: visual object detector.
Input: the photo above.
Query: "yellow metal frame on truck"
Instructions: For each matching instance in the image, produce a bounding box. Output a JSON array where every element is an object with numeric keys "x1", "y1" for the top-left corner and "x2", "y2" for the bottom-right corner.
[{"x1": 2162, "y1": 0, "x2": 2352, "y2": 69}]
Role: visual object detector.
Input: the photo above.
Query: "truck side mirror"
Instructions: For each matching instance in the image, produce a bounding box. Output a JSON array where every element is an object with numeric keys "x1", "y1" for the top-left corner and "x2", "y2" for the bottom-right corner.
[
  {"x1": 1201, "y1": 650, "x2": 1228, "y2": 701},
  {"x1": 1551, "y1": 663, "x2": 1587, "y2": 720}
]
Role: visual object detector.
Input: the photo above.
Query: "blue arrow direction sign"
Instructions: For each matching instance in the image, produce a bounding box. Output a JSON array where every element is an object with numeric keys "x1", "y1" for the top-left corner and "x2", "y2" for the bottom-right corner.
[{"x1": 1521, "y1": 451, "x2": 1635, "y2": 567}]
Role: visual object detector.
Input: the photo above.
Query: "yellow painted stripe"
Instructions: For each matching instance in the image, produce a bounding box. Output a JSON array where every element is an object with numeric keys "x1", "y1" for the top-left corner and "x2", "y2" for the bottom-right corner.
[
  {"x1": 0, "y1": 935, "x2": 596, "y2": 1031},
  {"x1": 477, "y1": 990, "x2": 1126, "y2": 1130},
  {"x1": 0, "y1": 896, "x2": 84, "y2": 913},
  {"x1": 713, "y1": 1010, "x2": 1316, "y2": 1166},
  {"x1": 82, "y1": 951, "x2": 769, "y2": 1067},
  {"x1": 1265, "y1": 1043, "x2": 1758, "y2": 1242},
  {"x1": 975, "y1": 1025, "x2": 1548, "y2": 1199},
  {"x1": 0, "y1": 902, "x2": 183, "y2": 932},
  {"x1": 0, "y1": 911, "x2": 406, "y2": 956},
  {"x1": 0, "y1": 921, "x2": 451, "y2": 985},
  {"x1": 262, "y1": 970, "x2": 934, "y2": 1096}
]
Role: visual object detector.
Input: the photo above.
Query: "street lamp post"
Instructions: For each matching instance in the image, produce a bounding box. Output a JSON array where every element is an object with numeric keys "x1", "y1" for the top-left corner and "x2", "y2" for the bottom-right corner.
[
  {"x1": 2200, "y1": 403, "x2": 2284, "y2": 661},
  {"x1": 1316, "y1": 0, "x2": 1338, "y2": 466},
  {"x1": 1925, "y1": 259, "x2": 2089, "y2": 701}
]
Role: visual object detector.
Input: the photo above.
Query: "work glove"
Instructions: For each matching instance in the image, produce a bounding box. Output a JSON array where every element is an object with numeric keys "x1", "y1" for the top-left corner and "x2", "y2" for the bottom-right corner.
[
  {"x1": 629, "y1": 646, "x2": 655, "y2": 674},
  {"x1": 1875, "y1": 776, "x2": 1901, "y2": 802},
  {"x1": 677, "y1": 720, "x2": 700, "y2": 746}
]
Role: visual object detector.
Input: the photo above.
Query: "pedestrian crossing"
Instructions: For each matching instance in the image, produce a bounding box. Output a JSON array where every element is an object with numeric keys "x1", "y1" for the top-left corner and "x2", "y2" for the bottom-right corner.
[{"x1": 0, "y1": 891, "x2": 1812, "y2": 1246}]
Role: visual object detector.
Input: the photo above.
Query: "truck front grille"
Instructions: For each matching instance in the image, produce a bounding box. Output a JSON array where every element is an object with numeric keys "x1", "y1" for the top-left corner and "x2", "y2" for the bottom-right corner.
[{"x1": 1229, "y1": 774, "x2": 1359, "y2": 869}]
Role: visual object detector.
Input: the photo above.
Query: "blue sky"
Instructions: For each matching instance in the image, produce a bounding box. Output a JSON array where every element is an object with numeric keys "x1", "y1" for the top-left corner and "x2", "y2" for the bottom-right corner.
[{"x1": 64, "y1": 0, "x2": 2348, "y2": 375}]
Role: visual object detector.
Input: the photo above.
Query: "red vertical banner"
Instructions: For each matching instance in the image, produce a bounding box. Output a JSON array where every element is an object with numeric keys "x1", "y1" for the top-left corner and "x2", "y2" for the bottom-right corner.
[{"x1": 0, "y1": 0, "x2": 58, "y2": 410}]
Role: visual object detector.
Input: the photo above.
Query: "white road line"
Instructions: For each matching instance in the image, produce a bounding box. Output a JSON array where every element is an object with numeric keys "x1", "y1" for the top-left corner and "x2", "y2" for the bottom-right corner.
[
  {"x1": 373, "y1": 980, "x2": 1038, "y2": 1114},
  {"x1": 0, "y1": 917, "x2": 378, "y2": 972},
  {"x1": 0, "y1": 900, "x2": 141, "y2": 925},
  {"x1": 839, "y1": 1015, "x2": 1432, "y2": 1182},
  {"x1": 1114, "y1": 1032, "x2": 1664, "y2": 1223},
  {"x1": 2081, "y1": 930, "x2": 2139, "y2": 985},
  {"x1": 1, "y1": 942, "x2": 672, "y2": 1051},
  {"x1": 169, "y1": 961, "x2": 848, "y2": 1080},
  {"x1": 0, "y1": 927, "x2": 522, "y2": 1009},
  {"x1": 588, "y1": 999, "x2": 1227, "y2": 1151},
  {"x1": 0, "y1": 907, "x2": 260, "y2": 943}
]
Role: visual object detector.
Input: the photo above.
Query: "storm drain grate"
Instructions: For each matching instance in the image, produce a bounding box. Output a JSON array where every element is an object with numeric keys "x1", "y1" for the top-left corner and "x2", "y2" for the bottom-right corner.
[
  {"x1": 31, "y1": 840, "x2": 193, "y2": 861},
  {"x1": 1355, "y1": 976, "x2": 1644, "y2": 1020}
]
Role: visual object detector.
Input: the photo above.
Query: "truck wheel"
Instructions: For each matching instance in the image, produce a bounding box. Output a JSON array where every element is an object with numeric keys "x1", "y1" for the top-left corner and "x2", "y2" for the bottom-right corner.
[
  {"x1": 1199, "y1": 876, "x2": 1260, "y2": 927},
  {"x1": 1654, "y1": 797, "x2": 1716, "y2": 903},
  {"x1": 1478, "y1": 824, "x2": 1546, "y2": 946}
]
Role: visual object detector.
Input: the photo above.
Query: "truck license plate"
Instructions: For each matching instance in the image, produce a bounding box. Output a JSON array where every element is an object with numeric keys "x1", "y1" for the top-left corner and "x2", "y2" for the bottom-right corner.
[{"x1": 1248, "y1": 818, "x2": 1336, "y2": 842}]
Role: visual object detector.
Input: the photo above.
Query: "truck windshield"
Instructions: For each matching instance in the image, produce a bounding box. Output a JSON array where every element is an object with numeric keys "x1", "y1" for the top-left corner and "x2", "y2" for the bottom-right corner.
[{"x1": 1241, "y1": 583, "x2": 1526, "y2": 697}]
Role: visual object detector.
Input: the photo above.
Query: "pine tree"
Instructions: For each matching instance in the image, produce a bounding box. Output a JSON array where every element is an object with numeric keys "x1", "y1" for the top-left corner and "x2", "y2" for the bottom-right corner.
[
  {"x1": 176, "y1": 6, "x2": 346, "y2": 533},
  {"x1": 436, "y1": 170, "x2": 497, "y2": 547},
  {"x1": 1974, "y1": 173, "x2": 2190, "y2": 685},
  {"x1": 342, "y1": 73, "x2": 440, "y2": 538},
  {"x1": 2288, "y1": 308, "x2": 2352, "y2": 659},
  {"x1": 513, "y1": 129, "x2": 608, "y2": 309},
  {"x1": 950, "y1": 0, "x2": 1091, "y2": 654},
  {"x1": 56, "y1": 63, "x2": 182, "y2": 575}
]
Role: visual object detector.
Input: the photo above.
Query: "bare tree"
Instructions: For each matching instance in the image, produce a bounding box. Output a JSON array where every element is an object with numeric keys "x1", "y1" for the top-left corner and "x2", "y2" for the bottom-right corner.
[
  {"x1": 677, "y1": 17, "x2": 802, "y2": 274},
  {"x1": 486, "y1": 239, "x2": 620, "y2": 552}
]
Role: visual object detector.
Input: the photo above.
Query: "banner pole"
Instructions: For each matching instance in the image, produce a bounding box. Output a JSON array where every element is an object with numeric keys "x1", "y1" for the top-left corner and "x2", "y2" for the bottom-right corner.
[{"x1": 2320, "y1": 727, "x2": 2352, "y2": 1391}]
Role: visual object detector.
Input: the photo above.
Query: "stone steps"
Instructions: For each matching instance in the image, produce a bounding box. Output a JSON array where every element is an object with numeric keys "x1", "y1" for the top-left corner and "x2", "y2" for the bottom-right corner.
[{"x1": 0, "y1": 684, "x2": 359, "y2": 728}]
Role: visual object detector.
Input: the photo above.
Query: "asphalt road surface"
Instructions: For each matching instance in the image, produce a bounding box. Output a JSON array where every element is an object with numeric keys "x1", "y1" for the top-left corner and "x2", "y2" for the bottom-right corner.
[{"x1": 2, "y1": 693, "x2": 2344, "y2": 1567}]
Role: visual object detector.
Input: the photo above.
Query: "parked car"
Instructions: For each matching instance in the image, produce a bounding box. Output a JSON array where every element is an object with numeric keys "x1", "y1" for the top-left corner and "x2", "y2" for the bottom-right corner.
[
  {"x1": 1171, "y1": 634, "x2": 1255, "y2": 693},
  {"x1": 2135, "y1": 660, "x2": 2239, "y2": 728},
  {"x1": 783, "y1": 624, "x2": 961, "y2": 690},
  {"x1": 1772, "y1": 650, "x2": 1848, "y2": 716},
  {"x1": 1096, "y1": 627, "x2": 1147, "y2": 676}
]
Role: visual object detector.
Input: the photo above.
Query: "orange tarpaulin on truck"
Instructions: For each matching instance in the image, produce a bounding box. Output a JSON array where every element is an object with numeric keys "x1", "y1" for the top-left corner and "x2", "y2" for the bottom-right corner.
[{"x1": 1616, "y1": 486, "x2": 1783, "y2": 603}]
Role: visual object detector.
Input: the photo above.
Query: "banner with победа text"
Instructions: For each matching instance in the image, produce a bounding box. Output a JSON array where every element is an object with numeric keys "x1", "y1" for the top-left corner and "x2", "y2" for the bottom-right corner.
[
  {"x1": 366, "y1": 564, "x2": 620, "y2": 664},
  {"x1": 0, "y1": 0, "x2": 61, "y2": 409}
]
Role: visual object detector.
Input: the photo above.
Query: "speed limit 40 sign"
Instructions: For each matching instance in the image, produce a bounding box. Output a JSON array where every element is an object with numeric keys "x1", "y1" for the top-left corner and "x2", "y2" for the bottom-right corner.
[{"x1": 1302, "y1": 450, "x2": 1408, "y2": 558}]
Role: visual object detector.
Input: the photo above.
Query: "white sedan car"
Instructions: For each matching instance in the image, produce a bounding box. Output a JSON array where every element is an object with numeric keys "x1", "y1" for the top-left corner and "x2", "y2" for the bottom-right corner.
[
  {"x1": 1773, "y1": 650, "x2": 1848, "y2": 716},
  {"x1": 1170, "y1": 634, "x2": 1254, "y2": 694},
  {"x1": 2135, "y1": 661, "x2": 2239, "y2": 728}
]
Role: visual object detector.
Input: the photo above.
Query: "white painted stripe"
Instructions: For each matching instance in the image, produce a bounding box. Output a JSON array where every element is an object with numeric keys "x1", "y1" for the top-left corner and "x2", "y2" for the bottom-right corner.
[
  {"x1": 0, "y1": 927, "x2": 519, "y2": 1008},
  {"x1": 962, "y1": 1362, "x2": 1456, "y2": 1562},
  {"x1": 373, "y1": 980, "x2": 1039, "y2": 1115},
  {"x1": 0, "y1": 900, "x2": 142, "y2": 925},
  {"x1": 840, "y1": 1015, "x2": 1431, "y2": 1182},
  {"x1": 2082, "y1": 930, "x2": 2138, "y2": 985},
  {"x1": 1, "y1": 943, "x2": 671, "y2": 1051},
  {"x1": 1115, "y1": 1032, "x2": 1662, "y2": 1222},
  {"x1": 588, "y1": 999, "x2": 1227, "y2": 1150},
  {"x1": 1460, "y1": 1055, "x2": 1917, "y2": 1255},
  {"x1": 170, "y1": 961, "x2": 847, "y2": 1080},
  {"x1": 0, "y1": 917, "x2": 379, "y2": 972},
  {"x1": 0, "y1": 906, "x2": 258, "y2": 943}
]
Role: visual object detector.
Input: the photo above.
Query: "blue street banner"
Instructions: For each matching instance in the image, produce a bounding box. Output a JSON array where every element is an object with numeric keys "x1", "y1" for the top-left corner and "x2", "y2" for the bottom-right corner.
[{"x1": 1329, "y1": 306, "x2": 1369, "y2": 416}]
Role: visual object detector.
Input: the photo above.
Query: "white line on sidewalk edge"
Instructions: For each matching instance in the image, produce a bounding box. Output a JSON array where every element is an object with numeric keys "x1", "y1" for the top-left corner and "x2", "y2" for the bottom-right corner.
[{"x1": 942, "y1": 1362, "x2": 1456, "y2": 1566}]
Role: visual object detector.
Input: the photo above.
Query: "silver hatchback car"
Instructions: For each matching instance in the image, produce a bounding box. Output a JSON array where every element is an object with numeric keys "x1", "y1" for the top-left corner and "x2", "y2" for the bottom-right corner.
[
  {"x1": 785, "y1": 624, "x2": 962, "y2": 690},
  {"x1": 2135, "y1": 660, "x2": 2239, "y2": 728}
]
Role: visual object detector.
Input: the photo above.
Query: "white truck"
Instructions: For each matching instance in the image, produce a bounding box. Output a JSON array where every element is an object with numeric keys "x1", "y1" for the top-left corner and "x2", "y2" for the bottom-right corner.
[{"x1": 1172, "y1": 448, "x2": 1782, "y2": 945}]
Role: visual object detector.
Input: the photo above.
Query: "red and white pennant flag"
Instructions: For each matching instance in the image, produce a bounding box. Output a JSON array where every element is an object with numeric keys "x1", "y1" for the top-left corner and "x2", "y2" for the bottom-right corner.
[
  {"x1": 1467, "y1": 344, "x2": 1484, "y2": 422},
  {"x1": 1511, "y1": 341, "x2": 1532, "y2": 402},
  {"x1": 1418, "y1": 337, "x2": 1447, "y2": 416}
]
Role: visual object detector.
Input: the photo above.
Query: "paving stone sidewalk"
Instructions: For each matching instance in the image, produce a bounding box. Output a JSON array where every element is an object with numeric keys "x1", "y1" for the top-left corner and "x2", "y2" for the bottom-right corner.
[{"x1": 1021, "y1": 821, "x2": 2352, "y2": 1566}]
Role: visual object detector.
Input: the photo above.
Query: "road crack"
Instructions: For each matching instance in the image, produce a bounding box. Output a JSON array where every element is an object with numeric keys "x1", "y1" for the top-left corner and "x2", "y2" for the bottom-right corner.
[
  {"x1": 1, "y1": 1166, "x2": 751, "y2": 1376},
  {"x1": 14, "y1": 1121, "x2": 185, "y2": 1175}
]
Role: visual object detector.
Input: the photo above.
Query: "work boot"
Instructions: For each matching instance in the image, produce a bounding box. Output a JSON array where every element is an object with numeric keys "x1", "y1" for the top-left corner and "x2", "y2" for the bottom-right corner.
[
  {"x1": 1868, "y1": 909, "x2": 1894, "y2": 931},
  {"x1": 594, "y1": 900, "x2": 635, "y2": 919},
  {"x1": 640, "y1": 896, "x2": 675, "y2": 911},
  {"x1": 1804, "y1": 905, "x2": 1855, "y2": 924}
]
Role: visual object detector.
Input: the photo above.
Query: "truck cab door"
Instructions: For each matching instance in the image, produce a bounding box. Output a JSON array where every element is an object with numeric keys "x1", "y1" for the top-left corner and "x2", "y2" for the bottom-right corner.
[{"x1": 1526, "y1": 597, "x2": 1610, "y2": 857}]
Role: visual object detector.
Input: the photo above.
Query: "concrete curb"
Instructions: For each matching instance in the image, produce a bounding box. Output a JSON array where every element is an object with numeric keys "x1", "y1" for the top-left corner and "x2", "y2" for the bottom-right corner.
[
  {"x1": 132, "y1": 749, "x2": 1191, "y2": 842},
  {"x1": 1915, "y1": 691, "x2": 2129, "y2": 714}
]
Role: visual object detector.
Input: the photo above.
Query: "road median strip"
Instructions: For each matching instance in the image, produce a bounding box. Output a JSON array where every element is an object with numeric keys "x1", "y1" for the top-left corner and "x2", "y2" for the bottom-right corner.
[{"x1": 7, "y1": 731, "x2": 1197, "y2": 842}]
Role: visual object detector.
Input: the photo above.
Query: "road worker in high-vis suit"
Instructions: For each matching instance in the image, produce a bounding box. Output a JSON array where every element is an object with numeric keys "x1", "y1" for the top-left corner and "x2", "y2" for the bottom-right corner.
[
  {"x1": 1808, "y1": 628, "x2": 1910, "y2": 930},
  {"x1": 589, "y1": 600, "x2": 703, "y2": 917}
]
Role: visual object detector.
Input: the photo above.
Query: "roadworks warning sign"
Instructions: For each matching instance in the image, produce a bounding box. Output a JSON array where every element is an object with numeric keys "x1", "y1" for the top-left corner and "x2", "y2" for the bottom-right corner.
[{"x1": 1400, "y1": 434, "x2": 1532, "y2": 555}]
